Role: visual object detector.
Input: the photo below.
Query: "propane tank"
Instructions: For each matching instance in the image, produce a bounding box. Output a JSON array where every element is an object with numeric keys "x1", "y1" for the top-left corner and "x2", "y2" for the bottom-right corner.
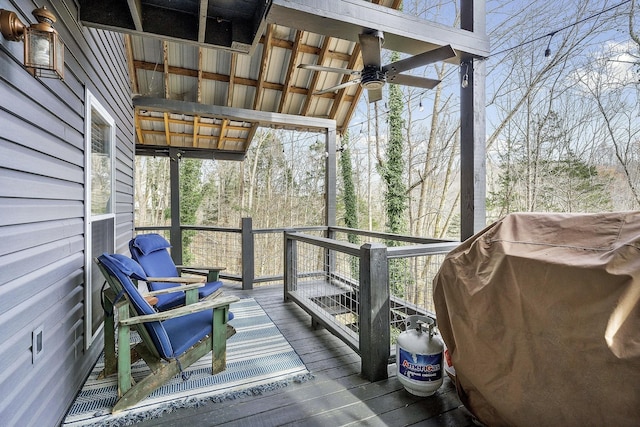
[{"x1": 396, "y1": 315, "x2": 444, "y2": 396}]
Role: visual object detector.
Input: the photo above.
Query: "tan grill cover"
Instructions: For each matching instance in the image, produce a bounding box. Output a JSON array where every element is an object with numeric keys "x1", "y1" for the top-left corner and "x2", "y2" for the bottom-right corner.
[{"x1": 433, "y1": 212, "x2": 640, "y2": 427}]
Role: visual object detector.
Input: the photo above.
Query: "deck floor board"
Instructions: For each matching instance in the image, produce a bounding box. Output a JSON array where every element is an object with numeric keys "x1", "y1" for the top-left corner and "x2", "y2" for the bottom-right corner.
[{"x1": 135, "y1": 283, "x2": 475, "y2": 427}]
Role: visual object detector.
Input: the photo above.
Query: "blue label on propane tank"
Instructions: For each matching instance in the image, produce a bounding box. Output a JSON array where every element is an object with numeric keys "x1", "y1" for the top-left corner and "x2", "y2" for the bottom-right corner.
[{"x1": 398, "y1": 348, "x2": 442, "y2": 381}]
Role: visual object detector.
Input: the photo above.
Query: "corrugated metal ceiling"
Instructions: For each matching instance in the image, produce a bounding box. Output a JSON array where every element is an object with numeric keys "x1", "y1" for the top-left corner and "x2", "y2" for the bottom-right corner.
[{"x1": 81, "y1": 1, "x2": 432, "y2": 159}]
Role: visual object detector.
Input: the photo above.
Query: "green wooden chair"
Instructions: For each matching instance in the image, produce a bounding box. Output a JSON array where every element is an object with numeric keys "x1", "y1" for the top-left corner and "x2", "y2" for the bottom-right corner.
[{"x1": 95, "y1": 253, "x2": 239, "y2": 413}]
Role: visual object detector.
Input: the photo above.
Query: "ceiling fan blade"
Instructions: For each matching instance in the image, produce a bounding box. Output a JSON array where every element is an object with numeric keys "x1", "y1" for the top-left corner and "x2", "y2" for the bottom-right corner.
[
  {"x1": 314, "y1": 79, "x2": 361, "y2": 95},
  {"x1": 367, "y1": 87, "x2": 383, "y2": 103},
  {"x1": 383, "y1": 45, "x2": 456, "y2": 76},
  {"x1": 358, "y1": 33, "x2": 382, "y2": 68},
  {"x1": 298, "y1": 64, "x2": 361, "y2": 76},
  {"x1": 387, "y1": 74, "x2": 441, "y2": 90}
]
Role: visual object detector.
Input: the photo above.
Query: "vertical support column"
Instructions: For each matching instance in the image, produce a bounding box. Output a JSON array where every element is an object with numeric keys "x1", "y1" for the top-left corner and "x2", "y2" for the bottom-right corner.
[
  {"x1": 283, "y1": 231, "x2": 297, "y2": 301},
  {"x1": 359, "y1": 243, "x2": 390, "y2": 381},
  {"x1": 325, "y1": 128, "x2": 337, "y2": 280},
  {"x1": 169, "y1": 148, "x2": 183, "y2": 265},
  {"x1": 325, "y1": 127, "x2": 337, "y2": 228},
  {"x1": 460, "y1": 0, "x2": 487, "y2": 241},
  {"x1": 241, "y1": 217, "x2": 254, "y2": 290}
]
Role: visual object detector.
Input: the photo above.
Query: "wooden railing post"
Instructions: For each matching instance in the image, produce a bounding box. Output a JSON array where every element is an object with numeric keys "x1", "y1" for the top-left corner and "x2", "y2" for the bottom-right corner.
[
  {"x1": 325, "y1": 227, "x2": 336, "y2": 280},
  {"x1": 241, "y1": 217, "x2": 254, "y2": 290},
  {"x1": 359, "y1": 242, "x2": 390, "y2": 382},
  {"x1": 284, "y1": 231, "x2": 297, "y2": 301},
  {"x1": 169, "y1": 148, "x2": 182, "y2": 265}
]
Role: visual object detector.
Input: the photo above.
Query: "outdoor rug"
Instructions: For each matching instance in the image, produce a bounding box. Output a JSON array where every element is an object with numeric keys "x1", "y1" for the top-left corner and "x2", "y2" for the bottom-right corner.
[{"x1": 63, "y1": 298, "x2": 312, "y2": 426}]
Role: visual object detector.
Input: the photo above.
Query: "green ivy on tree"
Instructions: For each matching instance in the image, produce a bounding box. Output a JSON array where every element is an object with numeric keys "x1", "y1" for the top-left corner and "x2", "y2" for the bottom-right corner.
[
  {"x1": 379, "y1": 51, "x2": 408, "y2": 298},
  {"x1": 179, "y1": 158, "x2": 204, "y2": 264},
  {"x1": 339, "y1": 131, "x2": 360, "y2": 278}
]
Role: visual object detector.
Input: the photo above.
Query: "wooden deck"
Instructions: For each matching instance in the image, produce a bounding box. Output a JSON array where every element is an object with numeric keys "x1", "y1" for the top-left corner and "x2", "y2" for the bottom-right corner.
[{"x1": 136, "y1": 282, "x2": 477, "y2": 427}]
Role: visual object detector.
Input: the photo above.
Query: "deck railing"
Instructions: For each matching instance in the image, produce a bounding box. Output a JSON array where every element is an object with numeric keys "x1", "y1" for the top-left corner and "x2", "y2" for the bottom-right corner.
[
  {"x1": 135, "y1": 219, "x2": 326, "y2": 289},
  {"x1": 135, "y1": 219, "x2": 459, "y2": 381},
  {"x1": 283, "y1": 228, "x2": 458, "y2": 381}
]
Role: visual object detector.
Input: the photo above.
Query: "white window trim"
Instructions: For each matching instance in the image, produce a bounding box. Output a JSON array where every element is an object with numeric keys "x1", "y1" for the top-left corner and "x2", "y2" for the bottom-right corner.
[{"x1": 84, "y1": 89, "x2": 116, "y2": 349}]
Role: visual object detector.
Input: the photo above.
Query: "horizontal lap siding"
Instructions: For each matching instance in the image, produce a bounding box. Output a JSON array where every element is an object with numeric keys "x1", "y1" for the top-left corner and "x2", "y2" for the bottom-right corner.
[{"x1": 0, "y1": 0, "x2": 134, "y2": 425}]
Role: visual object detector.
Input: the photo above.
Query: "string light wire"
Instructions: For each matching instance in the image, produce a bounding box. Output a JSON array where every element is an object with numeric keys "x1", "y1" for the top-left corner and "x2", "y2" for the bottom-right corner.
[{"x1": 488, "y1": 0, "x2": 631, "y2": 59}]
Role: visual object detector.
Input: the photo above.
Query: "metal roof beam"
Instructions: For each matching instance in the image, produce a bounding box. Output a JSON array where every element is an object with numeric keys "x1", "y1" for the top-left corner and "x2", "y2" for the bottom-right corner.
[
  {"x1": 134, "y1": 96, "x2": 336, "y2": 132},
  {"x1": 267, "y1": 0, "x2": 489, "y2": 58}
]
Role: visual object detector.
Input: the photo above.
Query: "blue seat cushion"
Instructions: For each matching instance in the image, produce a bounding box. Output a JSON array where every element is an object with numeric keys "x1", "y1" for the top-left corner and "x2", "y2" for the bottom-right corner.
[
  {"x1": 154, "y1": 292, "x2": 187, "y2": 311},
  {"x1": 199, "y1": 280, "x2": 223, "y2": 298},
  {"x1": 109, "y1": 253, "x2": 147, "y2": 281},
  {"x1": 135, "y1": 249, "x2": 179, "y2": 280},
  {"x1": 163, "y1": 309, "x2": 215, "y2": 357}
]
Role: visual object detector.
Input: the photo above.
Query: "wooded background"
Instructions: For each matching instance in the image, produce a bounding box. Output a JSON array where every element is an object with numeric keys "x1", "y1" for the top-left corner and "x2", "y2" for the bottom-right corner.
[{"x1": 135, "y1": 0, "x2": 640, "y2": 241}]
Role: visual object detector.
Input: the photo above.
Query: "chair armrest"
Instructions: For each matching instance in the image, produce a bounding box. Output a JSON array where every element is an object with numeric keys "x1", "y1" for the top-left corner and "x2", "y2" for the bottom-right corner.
[
  {"x1": 145, "y1": 282, "x2": 204, "y2": 296},
  {"x1": 119, "y1": 295, "x2": 240, "y2": 325},
  {"x1": 146, "y1": 276, "x2": 206, "y2": 284},
  {"x1": 178, "y1": 266, "x2": 226, "y2": 282}
]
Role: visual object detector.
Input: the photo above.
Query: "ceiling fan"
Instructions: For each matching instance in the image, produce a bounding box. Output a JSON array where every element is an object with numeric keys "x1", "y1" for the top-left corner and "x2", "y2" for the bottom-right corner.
[{"x1": 298, "y1": 30, "x2": 457, "y2": 103}]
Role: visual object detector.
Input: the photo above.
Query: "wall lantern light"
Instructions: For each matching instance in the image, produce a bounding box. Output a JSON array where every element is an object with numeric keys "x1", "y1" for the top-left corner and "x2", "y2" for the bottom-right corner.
[{"x1": 0, "y1": 6, "x2": 64, "y2": 80}]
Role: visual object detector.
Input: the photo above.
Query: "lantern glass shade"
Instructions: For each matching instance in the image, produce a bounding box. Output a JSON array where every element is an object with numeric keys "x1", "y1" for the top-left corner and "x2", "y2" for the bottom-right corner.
[{"x1": 23, "y1": 26, "x2": 64, "y2": 79}]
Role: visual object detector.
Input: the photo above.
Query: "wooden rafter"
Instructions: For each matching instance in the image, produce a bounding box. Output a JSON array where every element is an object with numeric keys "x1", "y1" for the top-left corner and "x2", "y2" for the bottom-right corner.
[
  {"x1": 301, "y1": 36, "x2": 333, "y2": 116},
  {"x1": 141, "y1": 115, "x2": 249, "y2": 132},
  {"x1": 193, "y1": 116, "x2": 200, "y2": 147},
  {"x1": 329, "y1": 43, "x2": 362, "y2": 121},
  {"x1": 163, "y1": 41, "x2": 170, "y2": 99},
  {"x1": 139, "y1": 129, "x2": 245, "y2": 144},
  {"x1": 278, "y1": 29, "x2": 303, "y2": 112},
  {"x1": 227, "y1": 53, "x2": 237, "y2": 107},
  {"x1": 124, "y1": 35, "x2": 139, "y2": 94},
  {"x1": 336, "y1": 42, "x2": 365, "y2": 134},
  {"x1": 339, "y1": 85, "x2": 364, "y2": 134},
  {"x1": 253, "y1": 24, "x2": 274, "y2": 110},
  {"x1": 196, "y1": 48, "x2": 203, "y2": 103},
  {"x1": 133, "y1": 59, "x2": 317, "y2": 94},
  {"x1": 218, "y1": 119, "x2": 229, "y2": 149},
  {"x1": 243, "y1": 123, "x2": 259, "y2": 152},
  {"x1": 268, "y1": 37, "x2": 323, "y2": 57},
  {"x1": 163, "y1": 112, "x2": 171, "y2": 145},
  {"x1": 134, "y1": 111, "x2": 145, "y2": 144}
]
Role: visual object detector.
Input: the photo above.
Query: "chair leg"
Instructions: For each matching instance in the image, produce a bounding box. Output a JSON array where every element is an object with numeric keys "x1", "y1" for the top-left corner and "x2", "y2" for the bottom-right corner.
[
  {"x1": 99, "y1": 298, "x2": 117, "y2": 379},
  {"x1": 112, "y1": 338, "x2": 212, "y2": 413},
  {"x1": 211, "y1": 307, "x2": 228, "y2": 374},
  {"x1": 116, "y1": 304, "x2": 133, "y2": 398}
]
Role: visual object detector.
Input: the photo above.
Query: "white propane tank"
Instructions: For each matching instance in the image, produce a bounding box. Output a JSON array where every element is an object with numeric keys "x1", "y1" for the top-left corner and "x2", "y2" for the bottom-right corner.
[{"x1": 396, "y1": 315, "x2": 444, "y2": 396}]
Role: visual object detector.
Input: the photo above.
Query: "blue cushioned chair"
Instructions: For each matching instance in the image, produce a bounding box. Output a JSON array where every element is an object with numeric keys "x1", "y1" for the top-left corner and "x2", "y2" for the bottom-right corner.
[
  {"x1": 95, "y1": 253, "x2": 238, "y2": 413},
  {"x1": 129, "y1": 233, "x2": 226, "y2": 310}
]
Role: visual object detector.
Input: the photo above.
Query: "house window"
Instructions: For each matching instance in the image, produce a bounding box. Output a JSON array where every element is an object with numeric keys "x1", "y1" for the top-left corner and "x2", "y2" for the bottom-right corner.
[{"x1": 84, "y1": 90, "x2": 116, "y2": 349}]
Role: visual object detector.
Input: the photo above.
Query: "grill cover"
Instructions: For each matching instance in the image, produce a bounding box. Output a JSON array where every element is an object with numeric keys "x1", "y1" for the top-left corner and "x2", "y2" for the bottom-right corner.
[{"x1": 434, "y1": 212, "x2": 640, "y2": 426}]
